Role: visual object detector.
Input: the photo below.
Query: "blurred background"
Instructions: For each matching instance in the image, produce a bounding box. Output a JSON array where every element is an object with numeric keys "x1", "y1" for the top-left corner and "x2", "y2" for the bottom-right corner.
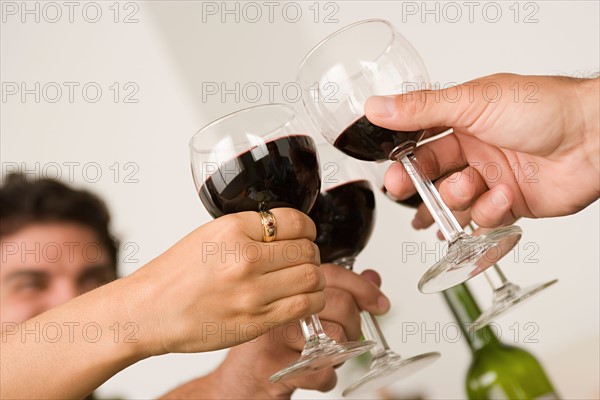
[{"x1": 1, "y1": 1, "x2": 598, "y2": 398}]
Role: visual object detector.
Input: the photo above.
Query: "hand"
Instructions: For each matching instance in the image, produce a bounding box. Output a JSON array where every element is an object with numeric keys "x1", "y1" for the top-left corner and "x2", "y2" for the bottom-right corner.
[
  {"x1": 366, "y1": 73, "x2": 599, "y2": 230},
  {"x1": 121, "y1": 208, "x2": 326, "y2": 356},
  {"x1": 161, "y1": 265, "x2": 390, "y2": 399}
]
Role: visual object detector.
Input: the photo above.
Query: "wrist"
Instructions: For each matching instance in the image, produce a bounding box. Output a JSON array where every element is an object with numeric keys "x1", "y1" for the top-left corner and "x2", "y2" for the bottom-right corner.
[{"x1": 116, "y1": 263, "x2": 174, "y2": 358}]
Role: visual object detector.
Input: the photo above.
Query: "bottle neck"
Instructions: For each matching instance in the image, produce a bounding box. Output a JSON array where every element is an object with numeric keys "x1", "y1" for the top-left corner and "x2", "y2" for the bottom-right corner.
[{"x1": 442, "y1": 283, "x2": 500, "y2": 353}]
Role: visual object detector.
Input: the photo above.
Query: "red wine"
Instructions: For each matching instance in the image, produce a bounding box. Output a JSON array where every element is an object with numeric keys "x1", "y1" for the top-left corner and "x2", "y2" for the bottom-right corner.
[
  {"x1": 199, "y1": 135, "x2": 320, "y2": 217},
  {"x1": 381, "y1": 186, "x2": 423, "y2": 209},
  {"x1": 334, "y1": 116, "x2": 424, "y2": 162},
  {"x1": 309, "y1": 180, "x2": 375, "y2": 263}
]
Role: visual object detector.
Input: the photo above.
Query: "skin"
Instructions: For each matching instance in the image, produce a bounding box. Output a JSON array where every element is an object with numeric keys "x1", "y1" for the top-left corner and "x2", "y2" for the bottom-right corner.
[
  {"x1": 160, "y1": 268, "x2": 387, "y2": 399},
  {"x1": 0, "y1": 208, "x2": 390, "y2": 399},
  {"x1": 365, "y1": 74, "x2": 600, "y2": 231},
  {"x1": 0, "y1": 223, "x2": 116, "y2": 325}
]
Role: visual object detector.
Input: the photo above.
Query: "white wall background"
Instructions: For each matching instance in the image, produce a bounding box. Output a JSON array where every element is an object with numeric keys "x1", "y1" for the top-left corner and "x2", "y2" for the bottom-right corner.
[{"x1": 1, "y1": 1, "x2": 598, "y2": 398}]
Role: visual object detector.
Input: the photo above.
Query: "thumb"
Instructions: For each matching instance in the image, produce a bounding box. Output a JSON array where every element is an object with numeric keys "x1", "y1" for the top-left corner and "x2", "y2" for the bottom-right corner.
[{"x1": 364, "y1": 87, "x2": 469, "y2": 132}]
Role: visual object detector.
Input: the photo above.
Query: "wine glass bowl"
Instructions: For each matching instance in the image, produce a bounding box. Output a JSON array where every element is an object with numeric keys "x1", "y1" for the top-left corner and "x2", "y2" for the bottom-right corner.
[{"x1": 190, "y1": 104, "x2": 321, "y2": 216}]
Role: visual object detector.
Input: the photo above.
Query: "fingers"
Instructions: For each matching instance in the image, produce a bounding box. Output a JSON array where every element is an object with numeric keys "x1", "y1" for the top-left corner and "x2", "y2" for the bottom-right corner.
[
  {"x1": 413, "y1": 166, "x2": 487, "y2": 230},
  {"x1": 319, "y1": 288, "x2": 361, "y2": 342},
  {"x1": 439, "y1": 167, "x2": 488, "y2": 211},
  {"x1": 364, "y1": 76, "x2": 504, "y2": 132},
  {"x1": 470, "y1": 184, "x2": 517, "y2": 228},
  {"x1": 364, "y1": 88, "x2": 467, "y2": 131},
  {"x1": 233, "y1": 208, "x2": 317, "y2": 242},
  {"x1": 256, "y1": 238, "x2": 320, "y2": 273},
  {"x1": 265, "y1": 291, "x2": 326, "y2": 325},
  {"x1": 260, "y1": 263, "x2": 325, "y2": 305},
  {"x1": 320, "y1": 264, "x2": 390, "y2": 315},
  {"x1": 288, "y1": 366, "x2": 338, "y2": 392},
  {"x1": 384, "y1": 134, "x2": 467, "y2": 201},
  {"x1": 360, "y1": 269, "x2": 382, "y2": 288}
]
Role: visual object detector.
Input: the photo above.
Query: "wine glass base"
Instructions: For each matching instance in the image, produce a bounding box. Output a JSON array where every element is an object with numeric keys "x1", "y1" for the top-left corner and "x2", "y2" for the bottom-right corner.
[
  {"x1": 342, "y1": 350, "x2": 440, "y2": 397},
  {"x1": 269, "y1": 340, "x2": 375, "y2": 383},
  {"x1": 418, "y1": 225, "x2": 522, "y2": 294},
  {"x1": 474, "y1": 279, "x2": 558, "y2": 330}
]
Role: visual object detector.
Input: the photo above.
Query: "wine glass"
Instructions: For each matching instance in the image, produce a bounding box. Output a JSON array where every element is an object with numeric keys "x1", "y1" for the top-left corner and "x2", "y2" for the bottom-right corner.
[
  {"x1": 297, "y1": 19, "x2": 522, "y2": 294},
  {"x1": 188, "y1": 104, "x2": 375, "y2": 384},
  {"x1": 310, "y1": 145, "x2": 440, "y2": 397},
  {"x1": 362, "y1": 160, "x2": 558, "y2": 330},
  {"x1": 467, "y1": 224, "x2": 558, "y2": 330}
]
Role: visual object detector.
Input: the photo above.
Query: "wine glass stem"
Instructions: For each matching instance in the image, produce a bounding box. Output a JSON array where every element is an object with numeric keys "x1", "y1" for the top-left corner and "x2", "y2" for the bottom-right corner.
[
  {"x1": 397, "y1": 151, "x2": 464, "y2": 241},
  {"x1": 360, "y1": 312, "x2": 391, "y2": 358},
  {"x1": 299, "y1": 315, "x2": 330, "y2": 349},
  {"x1": 335, "y1": 257, "x2": 392, "y2": 358},
  {"x1": 468, "y1": 223, "x2": 509, "y2": 288}
]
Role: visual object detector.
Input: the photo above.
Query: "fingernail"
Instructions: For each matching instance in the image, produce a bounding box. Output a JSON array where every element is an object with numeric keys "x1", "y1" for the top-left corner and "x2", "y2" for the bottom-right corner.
[
  {"x1": 412, "y1": 218, "x2": 423, "y2": 229},
  {"x1": 490, "y1": 188, "x2": 509, "y2": 207},
  {"x1": 366, "y1": 96, "x2": 396, "y2": 118},
  {"x1": 377, "y1": 295, "x2": 390, "y2": 312}
]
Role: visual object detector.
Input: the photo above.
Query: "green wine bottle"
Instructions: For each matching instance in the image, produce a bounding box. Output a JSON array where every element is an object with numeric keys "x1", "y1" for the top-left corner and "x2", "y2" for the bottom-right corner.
[{"x1": 443, "y1": 283, "x2": 560, "y2": 399}]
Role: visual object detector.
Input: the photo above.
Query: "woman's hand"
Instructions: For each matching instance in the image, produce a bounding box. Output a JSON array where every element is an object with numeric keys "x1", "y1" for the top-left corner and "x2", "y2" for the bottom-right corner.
[{"x1": 123, "y1": 208, "x2": 327, "y2": 355}]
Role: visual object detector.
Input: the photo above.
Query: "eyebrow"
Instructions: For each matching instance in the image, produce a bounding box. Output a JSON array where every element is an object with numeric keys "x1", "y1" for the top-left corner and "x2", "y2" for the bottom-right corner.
[
  {"x1": 2, "y1": 265, "x2": 116, "y2": 285},
  {"x1": 3, "y1": 269, "x2": 49, "y2": 284}
]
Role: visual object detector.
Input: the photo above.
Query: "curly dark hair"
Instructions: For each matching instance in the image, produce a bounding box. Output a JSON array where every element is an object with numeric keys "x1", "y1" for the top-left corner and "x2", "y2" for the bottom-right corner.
[{"x1": 0, "y1": 172, "x2": 118, "y2": 270}]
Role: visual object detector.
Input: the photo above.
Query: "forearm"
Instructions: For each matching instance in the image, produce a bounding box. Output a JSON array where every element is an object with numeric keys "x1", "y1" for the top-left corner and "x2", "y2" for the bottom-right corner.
[
  {"x1": 0, "y1": 278, "x2": 147, "y2": 399},
  {"x1": 579, "y1": 77, "x2": 600, "y2": 176}
]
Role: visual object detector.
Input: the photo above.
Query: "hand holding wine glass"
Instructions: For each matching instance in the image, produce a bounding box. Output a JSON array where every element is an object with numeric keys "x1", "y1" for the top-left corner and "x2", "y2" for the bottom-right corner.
[
  {"x1": 298, "y1": 19, "x2": 522, "y2": 293},
  {"x1": 190, "y1": 104, "x2": 376, "y2": 384},
  {"x1": 160, "y1": 265, "x2": 389, "y2": 399},
  {"x1": 370, "y1": 73, "x2": 600, "y2": 230}
]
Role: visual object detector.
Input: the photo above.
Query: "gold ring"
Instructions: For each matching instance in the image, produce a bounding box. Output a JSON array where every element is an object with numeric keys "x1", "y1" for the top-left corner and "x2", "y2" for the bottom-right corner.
[{"x1": 259, "y1": 211, "x2": 277, "y2": 243}]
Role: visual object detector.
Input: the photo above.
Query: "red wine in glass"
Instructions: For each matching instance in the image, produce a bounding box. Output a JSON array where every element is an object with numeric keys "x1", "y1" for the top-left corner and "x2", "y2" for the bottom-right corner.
[
  {"x1": 309, "y1": 179, "x2": 375, "y2": 263},
  {"x1": 334, "y1": 116, "x2": 424, "y2": 162},
  {"x1": 199, "y1": 135, "x2": 321, "y2": 216}
]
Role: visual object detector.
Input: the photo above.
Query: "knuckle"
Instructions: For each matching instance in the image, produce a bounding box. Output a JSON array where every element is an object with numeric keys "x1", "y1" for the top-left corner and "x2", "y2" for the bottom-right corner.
[
  {"x1": 291, "y1": 294, "x2": 312, "y2": 317},
  {"x1": 224, "y1": 213, "x2": 247, "y2": 233},
  {"x1": 237, "y1": 291, "x2": 261, "y2": 315},
  {"x1": 304, "y1": 264, "x2": 325, "y2": 291},
  {"x1": 234, "y1": 258, "x2": 255, "y2": 279},
  {"x1": 299, "y1": 239, "x2": 320, "y2": 263},
  {"x1": 313, "y1": 292, "x2": 326, "y2": 313},
  {"x1": 398, "y1": 90, "x2": 426, "y2": 115},
  {"x1": 288, "y1": 209, "x2": 305, "y2": 237}
]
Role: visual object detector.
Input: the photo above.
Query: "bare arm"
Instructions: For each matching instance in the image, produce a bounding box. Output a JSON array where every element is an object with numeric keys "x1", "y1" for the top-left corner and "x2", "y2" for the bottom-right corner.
[{"x1": 1, "y1": 209, "x2": 326, "y2": 399}]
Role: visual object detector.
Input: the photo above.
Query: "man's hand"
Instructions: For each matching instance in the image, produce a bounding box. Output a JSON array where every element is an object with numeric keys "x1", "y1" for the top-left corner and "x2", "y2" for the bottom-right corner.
[{"x1": 366, "y1": 74, "x2": 600, "y2": 230}]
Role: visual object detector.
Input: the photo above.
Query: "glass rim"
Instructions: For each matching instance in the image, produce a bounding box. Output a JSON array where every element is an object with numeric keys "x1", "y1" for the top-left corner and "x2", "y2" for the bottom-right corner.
[
  {"x1": 189, "y1": 103, "x2": 296, "y2": 154},
  {"x1": 296, "y1": 18, "x2": 396, "y2": 80}
]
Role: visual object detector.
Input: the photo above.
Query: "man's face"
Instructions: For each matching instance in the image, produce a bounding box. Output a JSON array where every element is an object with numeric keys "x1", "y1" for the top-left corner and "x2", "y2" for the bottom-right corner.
[{"x1": 0, "y1": 223, "x2": 116, "y2": 326}]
